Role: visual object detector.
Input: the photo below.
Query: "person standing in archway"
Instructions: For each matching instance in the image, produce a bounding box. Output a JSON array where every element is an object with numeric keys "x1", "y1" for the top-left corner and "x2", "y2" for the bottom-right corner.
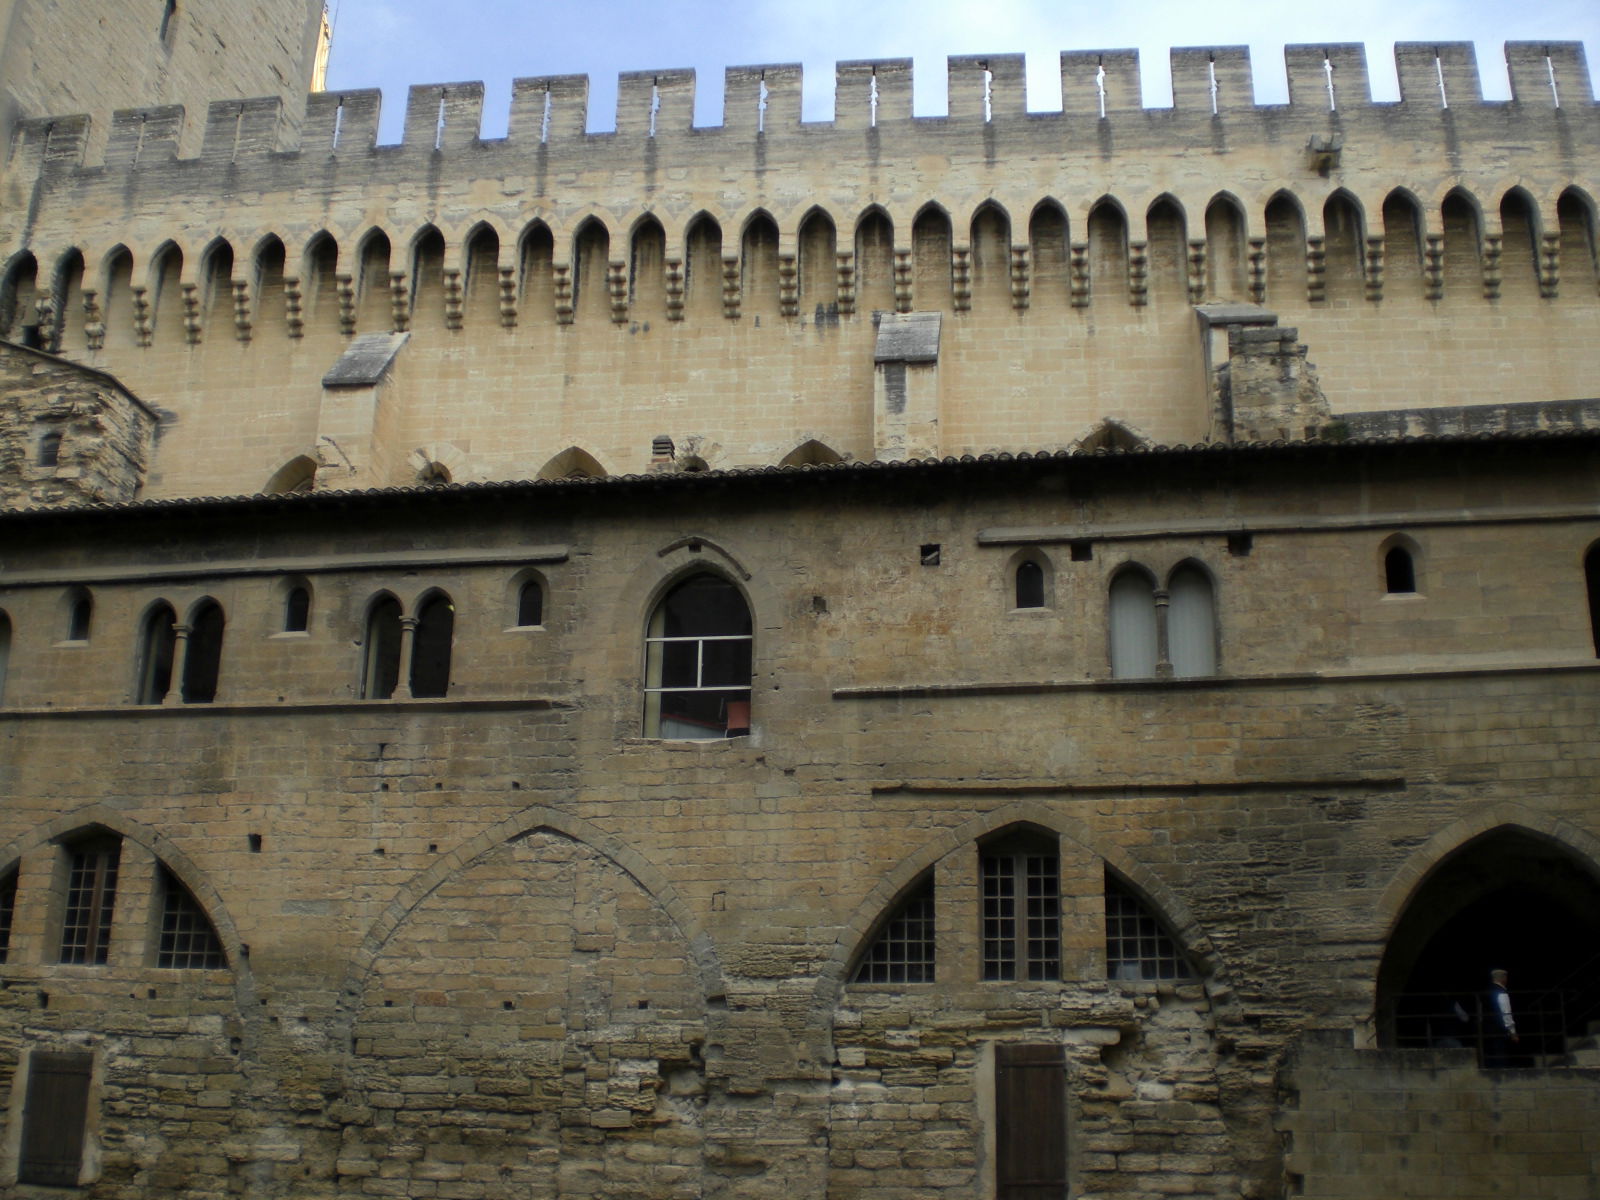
[{"x1": 1484, "y1": 968, "x2": 1519, "y2": 1067}]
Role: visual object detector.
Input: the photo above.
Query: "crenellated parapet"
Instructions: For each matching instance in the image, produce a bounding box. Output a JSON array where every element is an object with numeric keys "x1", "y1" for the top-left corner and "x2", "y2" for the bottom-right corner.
[{"x1": 0, "y1": 41, "x2": 1596, "y2": 497}]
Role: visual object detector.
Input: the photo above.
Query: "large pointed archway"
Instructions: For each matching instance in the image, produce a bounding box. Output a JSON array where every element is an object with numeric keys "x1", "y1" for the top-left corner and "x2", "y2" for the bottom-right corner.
[{"x1": 1376, "y1": 827, "x2": 1600, "y2": 1059}]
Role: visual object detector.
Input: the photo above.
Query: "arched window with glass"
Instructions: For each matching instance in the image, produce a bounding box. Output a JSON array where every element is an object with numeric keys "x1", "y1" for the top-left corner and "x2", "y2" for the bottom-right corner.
[{"x1": 643, "y1": 574, "x2": 753, "y2": 738}]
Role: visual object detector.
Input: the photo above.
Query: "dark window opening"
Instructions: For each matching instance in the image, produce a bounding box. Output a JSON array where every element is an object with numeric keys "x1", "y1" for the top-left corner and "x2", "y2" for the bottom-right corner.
[
  {"x1": 1015, "y1": 560, "x2": 1045, "y2": 609},
  {"x1": 1585, "y1": 545, "x2": 1600, "y2": 657},
  {"x1": 920, "y1": 543, "x2": 941, "y2": 566},
  {"x1": 36, "y1": 430, "x2": 62, "y2": 467},
  {"x1": 1385, "y1": 545, "x2": 1417, "y2": 594},
  {"x1": 181, "y1": 600, "x2": 224, "y2": 704},
  {"x1": 644, "y1": 574, "x2": 753, "y2": 738},
  {"x1": 360, "y1": 596, "x2": 402, "y2": 700},
  {"x1": 19, "y1": 1050, "x2": 93, "y2": 1187},
  {"x1": 0, "y1": 871, "x2": 17, "y2": 964},
  {"x1": 284, "y1": 586, "x2": 310, "y2": 633},
  {"x1": 1105, "y1": 874, "x2": 1193, "y2": 981},
  {"x1": 157, "y1": 868, "x2": 226, "y2": 969},
  {"x1": 136, "y1": 604, "x2": 177, "y2": 704},
  {"x1": 67, "y1": 592, "x2": 92, "y2": 641},
  {"x1": 409, "y1": 593, "x2": 454, "y2": 699},
  {"x1": 60, "y1": 838, "x2": 120, "y2": 965},
  {"x1": 995, "y1": 1044, "x2": 1067, "y2": 1200},
  {"x1": 1376, "y1": 829, "x2": 1600, "y2": 1065},
  {"x1": 516, "y1": 579, "x2": 544, "y2": 627},
  {"x1": 853, "y1": 876, "x2": 935, "y2": 984},
  {"x1": 981, "y1": 835, "x2": 1060, "y2": 982}
]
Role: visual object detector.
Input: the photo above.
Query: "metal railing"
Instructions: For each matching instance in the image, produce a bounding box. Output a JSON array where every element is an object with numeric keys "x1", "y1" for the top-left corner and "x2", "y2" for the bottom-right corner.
[{"x1": 1388, "y1": 990, "x2": 1575, "y2": 1066}]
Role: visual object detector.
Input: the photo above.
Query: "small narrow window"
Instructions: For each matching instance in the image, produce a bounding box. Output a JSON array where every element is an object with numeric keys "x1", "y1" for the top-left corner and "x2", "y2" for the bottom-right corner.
[
  {"x1": 360, "y1": 596, "x2": 402, "y2": 700},
  {"x1": 1015, "y1": 560, "x2": 1045, "y2": 609},
  {"x1": 0, "y1": 870, "x2": 17, "y2": 964},
  {"x1": 516, "y1": 579, "x2": 544, "y2": 628},
  {"x1": 60, "y1": 837, "x2": 120, "y2": 965},
  {"x1": 981, "y1": 833, "x2": 1060, "y2": 982},
  {"x1": 18, "y1": 1050, "x2": 93, "y2": 1187},
  {"x1": 853, "y1": 876, "x2": 935, "y2": 984},
  {"x1": 36, "y1": 430, "x2": 62, "y2": 468},
  {"x1": 67, "y1": 591, "x2": 93, "y2": 641},
  {"x1": 1385, "y1": 545, "x2": 1417, "y2": 594},
  {"x1": 1167, "y1": 565, "x2": 1217, "y2": 678},
  {"x1": 181, "y1": 599, "x2": 225, "y2": 703},
  {"x1": 409, "y1": 592, "x2": 454, "y2": 699},
  {"x1": 283, "y1": 586, "x2": 311, "y2": 633},
  {"x1": 643, "y1": 574, "x2": 754, "y2": 739},
  {"x1": 995, "y1": 1044, "x2": 1067, "y2": 1200},
  {"x1": 156, "y1": 868, "x2": 226, "y2": 969},
  {"x1": 1109, "y1": 569, "x2": 1158, "y2": 678},
  {"x1": 136, "y1": 603, "x2": 177, "y2": 704},
  {"x1": 1105, "y1": 874, "x2": 1193, "y2": 981}
]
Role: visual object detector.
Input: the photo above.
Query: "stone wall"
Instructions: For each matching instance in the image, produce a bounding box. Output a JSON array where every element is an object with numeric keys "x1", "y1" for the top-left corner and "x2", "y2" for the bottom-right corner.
[
  {"x1": 1280, "y1": 1034, "x2": 1600, "y2": 1199},
  {"x1": 0, "y1": 342, "x2": 156, "y2": 508},
  {"x1": 0, "y1": 441, "x2": 1595, "y2": 1197}
]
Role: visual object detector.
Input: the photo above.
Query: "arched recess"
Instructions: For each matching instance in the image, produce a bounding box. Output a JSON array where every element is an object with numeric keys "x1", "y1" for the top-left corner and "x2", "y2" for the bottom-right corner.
[
  {"x1": 1108, "y1": 564, "x2": 1159, "y2": 678},
  {"x1": 814, "y1": 799, "x2": 1221, "y2": 1021},
  {"x1": 408, "y1": 588, "x2": 454, "y2": 699},
  {"x1": 1375, "y1": 819, "x2": 1600, "y2": 1055},
  {"x1": 1263, "y1": 191, "x2": 1307, "y2": 302},
  {"x1": 778, "y1": 438, "x2": 844, "y2": 468},
  {"x1": 1087, "y1": 197, "x2": 1127, "y2": 304},
  {"x1": 855, "y1": 206, "x2": 894, "y2": 313},
  {"x1": 1028, "y1": 200, "x2": 1070, "y2": 305},
  {"x1": 252, "y1": 235, "x2": 287, "y2": 336},
  {"x1": 797, "y1": 207, "x2": 837, "y2": 312},
  {"x1": 628, "y1": 215, "x2": 666, "y2": 318},
  {"x1": 411, "y1": 225, "x2": 447, "y2": 330},
  {"x1": 684, "y1": 212, "x2": 722, "y2": 318},
  {"x1": 1145, "y1": 195, "x2": 1187, "y2": 303},
  {"x1": 303, "y1": 231, "x2": 339, "y2": 326},
  {"x1": 536, "y1": 446, "x2": 607, "y2": 480},
  {"x1": 335, "y1": 811, "x2": 719, "y2": 1193},
  {"x1": 53, "y1": 249, "x2": 87, "y2": 353},
  {"x1": 0, "y1": 804, "x2": 258, "y2": 1017},
  {"x1": 1381, "y1": 189, "x2": 1425, "y2": 296},
  {"x1": 741, "y1": 210, "x2": 780, "y2": 318},
  {"x1": 0, "y1": 250, "x2": 40, "y2": 342},
  {"x1": 970, "y1": 201, "x2": 1011, "y2": 308},
  {"x1": 180, "y1": 597, "x2": 225, "y2": 704},
  {"x1": 463, "y1": 222, "x2": 501, "y2": 327},
  {"x1": 148, "y1": 241, "x2": 184, "y2": 340},
  {"x1": 572, "y1": 218, "x2": 611, "y2": 323},
  {"x1": 911, "y1": 204, "x2": 952, "y2": 311},
  {"x1": 1557, "y1": 188, "x2": 1598, "y2": 297},
  {"x1": 1203, "y1": 194, "x2": 1247, "y2": 299},
  {"x1": 355, "y1": 229, "x2": 393, "y2": 331},
  {"x1": 1499, "y1": 187, "x2": 1541, "y2": 298},
  {"x1": 102, "y1": 245, "x2": 135, "y2": 349},
  {"x1": 264, "y1": 454, "x2": 318, "y2": 494},
  {"x1": 1440, "y1": 189, "x2": 1482, "y2": 300},
  {"x1": 201, "y1": 238, "x2": 235, "y2": 334},
  {"x1": 518, "y1": 220, "x2": 555, "y2": 323},
  {"x1": 1322, "y1": 191, "x2": 1365, "y2": 301}
]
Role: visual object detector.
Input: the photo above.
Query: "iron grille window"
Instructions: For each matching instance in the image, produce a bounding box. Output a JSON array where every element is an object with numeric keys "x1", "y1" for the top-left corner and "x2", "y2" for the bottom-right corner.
[
  {"x1": 0, "y1": 871, "x2": 16, "y2": 964},
  {"x1": 982, "y1": 839, "x2": 1060, "y2": 982},
  {"x1": 853, "y1": 877, "x2": 935, "y2": 984},
  {"x1": 1105, "y1": 875, "x2": 1192, "y2": 981},
  {"x1": 60, "y1": 839, "x2": 120, "y2": 964},
  {"x1": 157, "y1": 869, "x2": 226, "y2": 969}
]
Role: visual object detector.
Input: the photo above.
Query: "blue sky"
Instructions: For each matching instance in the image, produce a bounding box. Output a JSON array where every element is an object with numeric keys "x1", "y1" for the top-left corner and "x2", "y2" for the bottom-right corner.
[{"x1": 322, "y1": 0, "x2": 1600, "y2": 142}]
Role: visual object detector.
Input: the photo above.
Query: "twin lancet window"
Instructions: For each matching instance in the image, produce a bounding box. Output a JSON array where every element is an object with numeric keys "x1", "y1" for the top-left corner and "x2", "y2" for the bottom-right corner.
[{"x1": 853, "y1": 848, "x2": 1192, "y2": 986}]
